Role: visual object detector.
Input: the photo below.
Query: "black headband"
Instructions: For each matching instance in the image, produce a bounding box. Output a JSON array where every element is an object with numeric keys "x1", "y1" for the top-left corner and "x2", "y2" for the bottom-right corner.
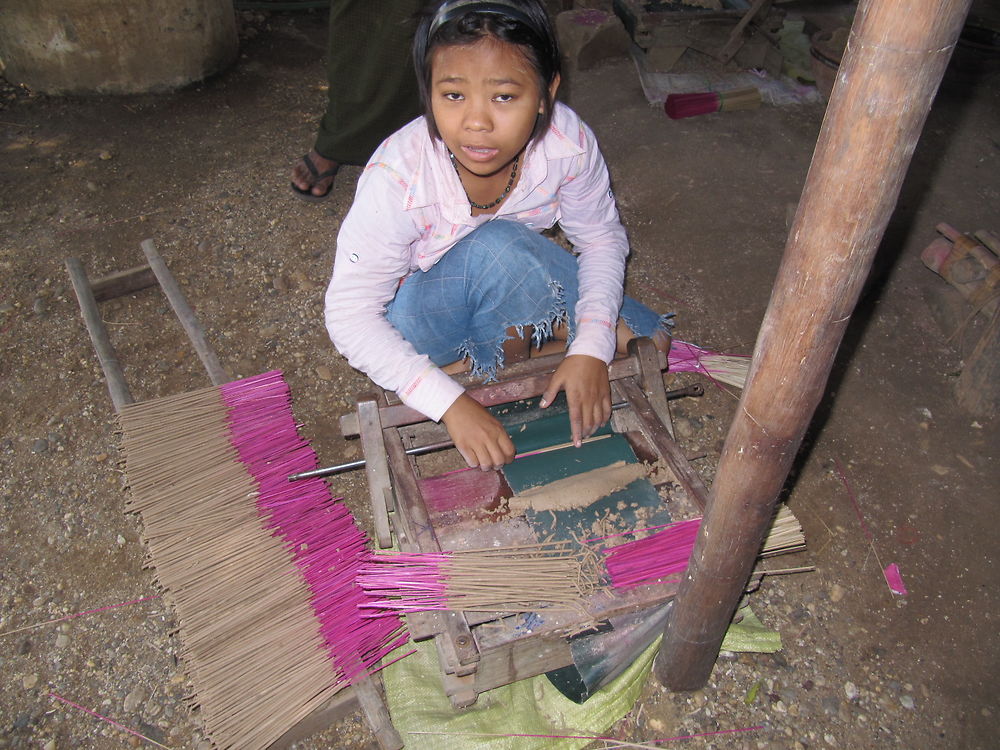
[{"x1": 428, "y1": 1, "x2": 539, "y2": 39}]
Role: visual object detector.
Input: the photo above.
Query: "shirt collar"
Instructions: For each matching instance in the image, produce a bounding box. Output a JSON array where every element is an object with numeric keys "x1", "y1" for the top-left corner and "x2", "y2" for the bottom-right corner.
[
  {"x1": 402, "y1": 108, "x2": 586, "y2": 220},
  {"x1": 539, "y1": 104, "x2": 587, "y2": 161},
  {"x1": 402, "y1": 125, "x2": 471, "y2": 219}
]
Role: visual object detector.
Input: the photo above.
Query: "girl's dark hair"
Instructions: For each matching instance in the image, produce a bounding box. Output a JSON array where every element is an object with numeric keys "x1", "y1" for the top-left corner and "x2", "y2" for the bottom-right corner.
[{"x1": 413, "y1": 0, "x2": 561, "y2": 142}]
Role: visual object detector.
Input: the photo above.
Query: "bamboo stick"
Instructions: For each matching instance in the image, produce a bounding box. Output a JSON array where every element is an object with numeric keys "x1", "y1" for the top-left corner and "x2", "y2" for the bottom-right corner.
[
  {"x1": 139, "y1": 238, "x2": 229, "y2": 386},
  {"x1": 65, "y1": 258, "x2": 134, "y2": 411}
]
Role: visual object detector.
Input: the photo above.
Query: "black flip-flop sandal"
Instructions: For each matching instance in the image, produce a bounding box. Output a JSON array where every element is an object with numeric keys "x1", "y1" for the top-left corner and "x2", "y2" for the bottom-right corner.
[{"x1": 290, "y1": 153, "x2": 340, "y2": 203}]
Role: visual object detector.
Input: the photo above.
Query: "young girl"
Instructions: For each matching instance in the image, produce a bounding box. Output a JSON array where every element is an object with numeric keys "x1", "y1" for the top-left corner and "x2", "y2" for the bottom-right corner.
[{"x1": 325, "y1": 0, "x2": 671, "y2": 471}]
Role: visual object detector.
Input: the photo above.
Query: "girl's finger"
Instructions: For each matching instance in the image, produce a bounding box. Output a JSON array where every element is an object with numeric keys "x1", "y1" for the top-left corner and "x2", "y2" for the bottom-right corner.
[
  {"x1": 500, "y1": 434, "x2": 516, "y2": 464},
  {"x1": 567, "y1": 401, "x2": 584, "y2": 447},
  {"x1": 540, "y1": 380, "x2": 562, "y2": 409},
  {"x1": 457, "y1": 445, "x2": 479, "y2": 470},
  {"x1": 486, "y1": 447, "x2": 505, "y2": 471}
]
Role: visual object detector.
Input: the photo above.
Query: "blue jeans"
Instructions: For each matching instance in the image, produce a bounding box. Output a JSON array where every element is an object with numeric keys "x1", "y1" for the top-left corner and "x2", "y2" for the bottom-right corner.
[{"x1": 386, "y1": 220, "x2": 671, "y2": 380}]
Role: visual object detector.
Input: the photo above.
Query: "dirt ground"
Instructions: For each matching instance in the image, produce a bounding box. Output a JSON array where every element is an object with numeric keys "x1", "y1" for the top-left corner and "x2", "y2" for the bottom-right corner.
[{"x1": 1, "y1": 4, "x2": 998, "y2": 750}]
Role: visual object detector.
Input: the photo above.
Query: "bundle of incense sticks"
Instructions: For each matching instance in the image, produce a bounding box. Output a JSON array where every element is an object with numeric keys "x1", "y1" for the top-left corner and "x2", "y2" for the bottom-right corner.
[
  {"x1": 356, "y1": 509, "x2": 804, "y2": 613},
  {"x1": 600, "y1": 518, "x2": 701, "y2": 589},
  {"x1": 600, "y1": 506, "x2": 806, "y2": 589},
  {"x1": 668, "y1": 340, "x2": 751, "y2": 388},
  {"x1": 118, "y1": 371, "x2": 405, "y2": 750},
  {"x1": 357, "y1": 541, "x2": 602, "y2": 614},
  {"x1": 664, "y1": 87, "x2": 762, "y2": 119}
]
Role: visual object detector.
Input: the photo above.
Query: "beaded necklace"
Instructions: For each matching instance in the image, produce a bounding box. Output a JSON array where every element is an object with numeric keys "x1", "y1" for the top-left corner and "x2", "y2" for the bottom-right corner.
[{"x1": 450, "y1": 151, "x2": 519, "y2": 210}]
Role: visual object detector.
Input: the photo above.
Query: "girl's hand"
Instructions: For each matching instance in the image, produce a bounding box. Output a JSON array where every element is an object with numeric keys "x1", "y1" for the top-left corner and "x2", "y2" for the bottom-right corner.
[
  {"x1": 442, "y1": 393, "x2": 516, "y2": 471},
  {"x1": 540, "y1": 354, "x2": 612, "y2": 447}
]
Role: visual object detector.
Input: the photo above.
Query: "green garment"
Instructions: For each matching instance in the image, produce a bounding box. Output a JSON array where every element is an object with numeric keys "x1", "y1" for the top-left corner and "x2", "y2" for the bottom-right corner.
[{"x1": 316, "y1": 0, "x2": 425, "y2": 164}]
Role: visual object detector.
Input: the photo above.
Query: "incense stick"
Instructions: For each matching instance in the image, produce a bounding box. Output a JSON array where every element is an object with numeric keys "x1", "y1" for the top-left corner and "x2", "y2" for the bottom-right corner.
[
  {"x1": 357, "y1": 504, "x2": 806, "y2": 614},
  {"x1": 833, "y1": 458, "x2": 899, "y2": 597},
  {"x1": 438, "y1": 433, "x2": 614, "y2": 477},
  {"x1": 48, "y1": 693, "x2": 172, "y2": 749},
  {"x1": 598, "y1": 506, "x2": 806, "y2": 590},
  {"x1": 358, "y1": 541, "x2": 601, "y2": 614},
  {"x1": 601, "y1": 519, "x2": 701, "y2": 589},
  {"x1": 0, "y1": 595, "x2": 160, "y2": 638},
  {"x1": 668, "y1": 340, "x2": 750, "y2": 389}
]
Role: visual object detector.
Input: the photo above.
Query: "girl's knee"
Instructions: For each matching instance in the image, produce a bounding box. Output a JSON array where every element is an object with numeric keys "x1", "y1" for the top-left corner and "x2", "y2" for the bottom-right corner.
[
  {"x1": 458, "y1": 220, "x2": 541, "y2": 264},
  {"x1": 458, "y1": 223, "x2": 552, "y2": 294},
  {"x1": 472, "y1": 219, "x2": 536, "y2": 243}
]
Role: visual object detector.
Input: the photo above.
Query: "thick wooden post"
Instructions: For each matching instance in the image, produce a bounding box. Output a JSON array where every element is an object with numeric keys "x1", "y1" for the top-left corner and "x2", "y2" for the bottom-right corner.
[{"x1": 655, "y1": 0, "x2": 972, "y2": 690}]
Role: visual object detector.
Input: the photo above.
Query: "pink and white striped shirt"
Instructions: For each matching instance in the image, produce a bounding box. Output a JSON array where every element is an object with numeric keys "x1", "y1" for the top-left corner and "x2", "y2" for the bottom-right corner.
[{"x1": 325, "y1": 102, "x2": 629, "y2": 422}]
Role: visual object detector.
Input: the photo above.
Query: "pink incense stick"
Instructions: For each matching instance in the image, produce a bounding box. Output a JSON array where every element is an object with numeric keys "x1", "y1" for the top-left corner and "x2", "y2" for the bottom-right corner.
[
  {"x1": 834, "y1": 457, "x2": 903, "y2": 597},
  {"x1": 0, "y1": 595, "x2": 161, "y2": 638},
  {"x1": 667, "y1": 340, "x2": 747, "y2": 380},
  {"x1": 48, "y1": 693, "x2": 171, "y2": 749},
  {"x1": 220, "y1": 372, "x2": 407, "y2": 683},
  {"x1": 601, "y1": 518, "x2": 701, "y2": 589}
]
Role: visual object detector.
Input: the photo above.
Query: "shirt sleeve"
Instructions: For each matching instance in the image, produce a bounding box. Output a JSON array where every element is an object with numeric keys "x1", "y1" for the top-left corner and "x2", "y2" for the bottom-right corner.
[
  {"x1": 324, "y1": 165, "x2": 464, "y2": 422},
  {"x1": 555, "y1": 119, "x2": 629, "y2": 364}
]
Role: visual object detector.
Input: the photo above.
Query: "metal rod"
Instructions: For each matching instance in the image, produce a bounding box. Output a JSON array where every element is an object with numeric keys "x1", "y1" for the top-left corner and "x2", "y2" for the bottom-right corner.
[
  {"x1": 291, "y1": 384, "x2": 703, "y2": 481},
  {"x1": 289, "y1": 440, "x2": 453, "y2": 480}
]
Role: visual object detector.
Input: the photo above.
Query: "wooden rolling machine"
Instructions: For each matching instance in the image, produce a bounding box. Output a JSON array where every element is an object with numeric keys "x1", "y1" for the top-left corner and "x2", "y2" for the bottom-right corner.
[{"x1": 340, "y1": 338, "x2": 717, "y2": 707}]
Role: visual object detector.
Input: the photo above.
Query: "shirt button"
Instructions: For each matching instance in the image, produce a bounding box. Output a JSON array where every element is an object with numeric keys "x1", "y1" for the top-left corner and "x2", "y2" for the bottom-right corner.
[{"x1": 349, "y1": 252, "x2": 359, "y2": 263}]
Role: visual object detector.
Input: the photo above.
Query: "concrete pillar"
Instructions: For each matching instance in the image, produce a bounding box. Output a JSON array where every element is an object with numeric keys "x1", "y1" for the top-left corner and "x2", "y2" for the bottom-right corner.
[{"x1": 0, "y1": 0, "x2": 238, "y2": 95}]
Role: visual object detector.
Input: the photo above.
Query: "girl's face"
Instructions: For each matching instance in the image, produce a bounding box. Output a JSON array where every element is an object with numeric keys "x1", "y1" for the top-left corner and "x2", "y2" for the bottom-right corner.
[{"x1": 430, "y1": 37, "x2": 558, "y2": 180}]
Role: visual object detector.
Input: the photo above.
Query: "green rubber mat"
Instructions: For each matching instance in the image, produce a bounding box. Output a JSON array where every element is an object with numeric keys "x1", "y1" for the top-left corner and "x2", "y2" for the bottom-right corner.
[{"x1": 494, "y1": 402, "x2": 673, "y2": 542}]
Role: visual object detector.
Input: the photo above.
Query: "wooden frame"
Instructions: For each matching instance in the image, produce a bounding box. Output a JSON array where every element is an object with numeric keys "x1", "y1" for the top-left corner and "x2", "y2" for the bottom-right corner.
[{"x1": 340, "y1": 338, "x2": 707, "y2": 707}]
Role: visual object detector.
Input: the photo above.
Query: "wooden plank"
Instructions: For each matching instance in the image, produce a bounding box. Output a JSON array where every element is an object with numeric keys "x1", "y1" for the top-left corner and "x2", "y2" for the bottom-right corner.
[
  {"x1": 470, "y1": 579, "x2": 679, "y2": 694},
  {"x1": 718, "y1": 0, "x2": 772, "y2": 62},
  {"x1": 268, "y1": 687, "x2": 359, "y2": 748},
  {"x1": 474, "y1": 633, "x2": 573, "y2": 694},
  {"x1": 616, "y1": 378, "x2": 710, "y2": 512},
  {"x1": 975, "y1": 229, "x2": 1000, "y2": 255},
  {"x1": 341, "y1": 373, "x2": 550, "y2": 436},
  {"x1": 139, "y1": 238, "x2": 229, "y2": 386},
  {"x1": 956, "y1": 306, "x2": 999, "y2": 418},
  {"x1": 341, "y1": 351, "x2": 666, "y2": 437},
  {"x1": 269, "y1": 674, "x2": 401, "y2": 749},
  {"x1": 397, "y1": 420, "x2": 449, "y2": 450},
  {"x1": 383, "y1": 428, "x2": 481, "y2": 667},
  {"x1": 473, "y1": 579, "x2": 679, "y2": 653},
  {"x1": 351, "y1": 674, "x2": 403, "y2": 750},
  {"x1": 357, "y1": 399, "x2": 394, "y2": 548},
  {"x1": 437, "y1": 669, "x2": 479, "y2": 709},
  {"x1": 923, "y1": 224, "x2": 999, "y2": 319},
  {"x1": 629, "y1": 337, "x2": 673, "y2": 437}
]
